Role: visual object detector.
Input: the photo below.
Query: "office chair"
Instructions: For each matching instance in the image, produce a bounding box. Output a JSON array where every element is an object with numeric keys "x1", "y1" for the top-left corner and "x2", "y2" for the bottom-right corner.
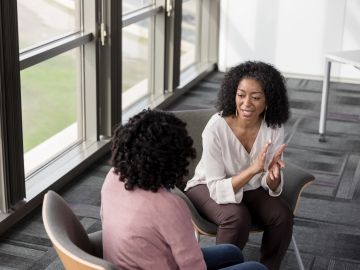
[
  {"x1": 42, "y1": 190, "x2": 117, "y2": 270},
  {"x1": 172, "y1": 109, "x2": 315, "y2": 270}
]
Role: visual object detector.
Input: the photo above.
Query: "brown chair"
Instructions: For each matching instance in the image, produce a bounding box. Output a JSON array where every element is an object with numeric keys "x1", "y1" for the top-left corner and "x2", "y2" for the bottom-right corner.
[
  {"x1": 172, "y1": 109, "x2": 315, "y2": 270},
  {"x1": 42, "y1": 190, "x2": 118, "y2": 270}
]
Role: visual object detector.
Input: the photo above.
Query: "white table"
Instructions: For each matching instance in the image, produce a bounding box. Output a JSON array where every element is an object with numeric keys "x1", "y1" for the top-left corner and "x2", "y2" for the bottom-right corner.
[{"x1": 319, "y1": 50, "x2": 360, "y2": 142}]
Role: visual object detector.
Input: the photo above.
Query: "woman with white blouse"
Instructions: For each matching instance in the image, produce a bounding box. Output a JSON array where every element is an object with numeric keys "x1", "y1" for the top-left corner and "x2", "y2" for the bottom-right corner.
[{"x1": 185, "y1": 61, "x2": 293, "y2": 270}]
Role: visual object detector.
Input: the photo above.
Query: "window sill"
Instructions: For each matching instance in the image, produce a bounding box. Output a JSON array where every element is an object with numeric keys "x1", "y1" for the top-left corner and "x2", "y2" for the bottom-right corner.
[
  {"x1": 122, "y1": 62, "x2": 217, "y2": 121},
  {"x1": 25, "y1": 139, "x2": 110, "y2": 200},
  {"x1": 0, "y1": 139, "x2": 110, "y2": 235}
]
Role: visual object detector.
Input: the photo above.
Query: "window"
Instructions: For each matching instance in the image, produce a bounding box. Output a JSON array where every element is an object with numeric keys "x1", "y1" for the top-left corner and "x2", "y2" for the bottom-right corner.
[
  {"x1": 0, "y1": 0, "x2": 219, "y2": 232},
  {"x1": 121, "y1": 3, "x2": 165, "y2": 118},
  {"x1": 179, "y1": 0, "x2": 219, "y2": 85},
  {"x1": 21, "y1": 49, "x2": 82, "y2": 174},
  {"x1": 17, "y1": 0, "x2": 89, "y2": 178},
  {"x1": 122, "y1": 18, "x2": 152, "y2": 110},
  {"x1": 15, "y1": 0, "x2": 99, "y2": 199},
  {"x1": 123, "y1": 0, "x2": 154, "y2": 15},
  {"x1": 17, "y1": 0, "x2": 80, "y2": 51},
  {"x1": 181, "y1": 0, "x2": 200, "y2": 71}
]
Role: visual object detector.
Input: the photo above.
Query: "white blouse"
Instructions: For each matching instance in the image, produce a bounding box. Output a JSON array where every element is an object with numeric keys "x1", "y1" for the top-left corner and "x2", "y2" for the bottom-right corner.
[{"x1": 185, "y1": 113, "x2": 284, "y2": 204}]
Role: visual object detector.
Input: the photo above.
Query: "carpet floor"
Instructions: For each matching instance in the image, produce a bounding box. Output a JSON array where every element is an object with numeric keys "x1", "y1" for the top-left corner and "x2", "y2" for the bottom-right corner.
[{"x1": 0, "y1": 71, "x2": 359, "y2": 270}]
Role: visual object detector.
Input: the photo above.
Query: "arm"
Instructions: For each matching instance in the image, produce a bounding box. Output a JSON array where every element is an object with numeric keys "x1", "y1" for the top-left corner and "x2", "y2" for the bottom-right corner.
[
  {"x1": 261, "y1": 127, "x2": 285, "y2": 195},
  {"x1": 266, "y1": 144, "x2": 286, "y2": 191},
  {"x1": 231, "y1": 141, "x2": 271, "y2": 192},
  {"x1": 203, "y1": 124, "x2": 271, "y2": 204},
  {"x1": 202, "y1": 128, "x2": 243, "y2": 204},
  {"x1": 159, "y1": 197, "x2": 206, "y2": 270}
]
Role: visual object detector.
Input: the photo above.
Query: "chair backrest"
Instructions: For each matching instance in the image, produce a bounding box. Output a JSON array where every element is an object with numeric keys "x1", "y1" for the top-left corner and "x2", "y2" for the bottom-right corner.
[
  {"x1": 172, "y1": 186, "x2": 218, "y2": 235},
  {"x1": 42, "y1": 190, "x2": 117, "y2": 270},
  {"x1": 173, "y1": 108, "x2": 217, "y2": 186},
  {"x1": 281, "y1": 162, "x2": 314, "y2": 212}
]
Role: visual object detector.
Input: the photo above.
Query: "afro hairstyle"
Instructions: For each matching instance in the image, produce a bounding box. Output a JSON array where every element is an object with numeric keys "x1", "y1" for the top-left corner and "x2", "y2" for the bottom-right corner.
[
  {"x1": 216, "y1": 61, "x2": 290, "y2": 128},
  {"x1": 111, "y1": 109, "x2": 196, "y2": 192}
]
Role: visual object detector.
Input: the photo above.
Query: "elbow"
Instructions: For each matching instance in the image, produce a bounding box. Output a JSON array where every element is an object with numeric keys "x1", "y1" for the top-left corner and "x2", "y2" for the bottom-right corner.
[
  {"x1": 206, "y1": 181, "x2": 224, "y2": 204},
  {"x1": 207, "y1": 180, "x2": 239, "y2": 204}
]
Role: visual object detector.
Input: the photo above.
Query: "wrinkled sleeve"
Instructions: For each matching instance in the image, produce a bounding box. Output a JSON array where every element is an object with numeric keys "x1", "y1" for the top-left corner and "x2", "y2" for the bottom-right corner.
[
  {"x1": 203, "y1": 128, "x2": 243, "y2": 204},
  {"x1": 158, "y1": 198, "x2": 206, "y2": 270},
  {"x1": 260, "y1": 127, "x2": 284, "y2": 196}
]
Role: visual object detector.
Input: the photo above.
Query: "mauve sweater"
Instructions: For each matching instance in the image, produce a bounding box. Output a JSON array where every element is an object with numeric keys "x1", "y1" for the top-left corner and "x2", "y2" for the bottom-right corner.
[{"x1": 101, "y1": 169, "x2": 206, "y2": 270}]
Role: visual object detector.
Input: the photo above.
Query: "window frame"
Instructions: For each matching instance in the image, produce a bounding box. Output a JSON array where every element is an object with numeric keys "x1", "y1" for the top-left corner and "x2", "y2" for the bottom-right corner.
[
  {"x1": 22, "y1": 0, "x2": 108, "y2": 197},
  {"x1": 120, "y1": 3, "x2": 166, "y2": 122},
  {"x1": 0, "y1": 0, "x2": 111, "y2": 223},
  {"x1": 0, "y1": 0, "x2": 25, "y2": 210}
]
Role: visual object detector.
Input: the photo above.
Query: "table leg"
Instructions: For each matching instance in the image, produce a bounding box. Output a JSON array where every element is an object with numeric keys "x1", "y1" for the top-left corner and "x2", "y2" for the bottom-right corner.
[{"x1": 319, "y1": 59, "x2": 331, "y2": 142}]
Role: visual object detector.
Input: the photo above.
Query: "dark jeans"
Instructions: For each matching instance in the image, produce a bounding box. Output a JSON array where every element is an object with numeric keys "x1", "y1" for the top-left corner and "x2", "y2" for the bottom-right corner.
[
  {"x1": 201, "y1": 244, "x2": 268, "y2": 270},
  {"x1": 187, "y1": 185, "x2": 293, "y2": 270}
]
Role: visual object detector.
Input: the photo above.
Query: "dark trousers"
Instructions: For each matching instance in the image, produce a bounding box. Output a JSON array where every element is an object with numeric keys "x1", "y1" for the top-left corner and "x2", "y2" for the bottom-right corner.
[{"x1": 186, "y1": 185, "x2": 293, "y2": 270}]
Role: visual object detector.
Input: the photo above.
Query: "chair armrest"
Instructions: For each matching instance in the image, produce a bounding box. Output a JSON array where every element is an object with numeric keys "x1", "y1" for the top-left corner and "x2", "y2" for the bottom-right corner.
[
  {"x1": 88, "y1": 230, "x2": 103, "y2": 258},
  {"x1": 88, "y1": 230, "x2": 121, "y2": 270},
  {"x1": 281, "y1": 162, "x2": 315, "y2": 213},
  {"x1": 171, "y1": 187, "x2": 218, "y2": 235}
]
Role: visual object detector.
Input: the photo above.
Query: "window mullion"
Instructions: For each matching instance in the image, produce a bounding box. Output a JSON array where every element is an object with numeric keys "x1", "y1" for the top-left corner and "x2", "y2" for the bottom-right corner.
[
  {"x1": 200, "y1": 0, "x2": 219, "y2": 64},
  {"x1": 20, "y1": 33, "x2": 93, "y2": 70},
  {"x1": 82, "y1": 0, "x2": 97, "y2": 142},
  {"x1": 152, "y1": 0, "x2": 166, "y2": 99},
  {"x1": 110, "y1": 0, "x2": 122, "y2": 127},
  {"x1": 172, "y1": 0, "x2": 182, "y2": 90},
  {"x1": 97, "y1": 0, "x2": 122, "y2": 138},
  {"x1": 122, "y1": 5, "x2": 163, "y2": 27},
  {"x1": 164, "y1": 0, "x2": 182, "y2": 91},
  {"x1": 0, "y1": 0, "x2": 25, "y2": 211}
]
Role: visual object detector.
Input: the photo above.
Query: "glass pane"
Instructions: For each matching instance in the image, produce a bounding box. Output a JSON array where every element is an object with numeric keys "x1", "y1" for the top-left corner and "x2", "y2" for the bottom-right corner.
[
  {"x1": 17, "y1": 0, "x2": 81, "y2": 51},
  {"x1": 21, "y1": 49, "x2": 82, "y2": 174},
  {"x1": 122, "y1": 19, "x2": 151, "y2": 110},
  {"x1": 181, "y1": 0, "x2": 199, "y2": 71},
  {"x1": 123, "y1": 0, "x2": 154, "y2": 15}
]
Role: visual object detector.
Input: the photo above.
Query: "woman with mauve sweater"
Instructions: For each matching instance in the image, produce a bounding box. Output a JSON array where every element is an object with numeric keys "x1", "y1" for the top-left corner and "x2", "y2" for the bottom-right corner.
[{"x1": 101, "y1": 109, "x2": 267, "y2": 270}]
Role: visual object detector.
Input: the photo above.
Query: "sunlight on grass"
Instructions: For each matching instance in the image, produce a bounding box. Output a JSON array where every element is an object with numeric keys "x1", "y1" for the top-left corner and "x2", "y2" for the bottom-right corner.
[
  {"x1": 21, "y1": 52, "x2": 78, "y2": 152},
  {"x1": 122, "y1": 58, "x2": 148, "y2": 91}
]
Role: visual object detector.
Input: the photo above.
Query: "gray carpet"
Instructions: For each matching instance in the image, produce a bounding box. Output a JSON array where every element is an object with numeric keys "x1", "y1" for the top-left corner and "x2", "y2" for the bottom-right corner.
[{"x1": 0, "y1": 71, "x2": 359, "y2": 269}]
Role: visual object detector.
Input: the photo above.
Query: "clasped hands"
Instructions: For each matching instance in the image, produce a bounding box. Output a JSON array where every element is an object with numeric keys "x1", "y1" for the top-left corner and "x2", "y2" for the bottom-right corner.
[{"x1": 252, "y1": 141, "x2": 286, "y2": 191}]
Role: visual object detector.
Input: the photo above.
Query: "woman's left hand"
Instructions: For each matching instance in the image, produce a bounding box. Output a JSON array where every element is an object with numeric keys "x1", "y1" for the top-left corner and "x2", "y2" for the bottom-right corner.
[
  {"x1": 266, "y1": 144, "x2": 286, "y2": 191},
  {"x1": 266, "y1": 161, "x2": 282, "y2": 190}
]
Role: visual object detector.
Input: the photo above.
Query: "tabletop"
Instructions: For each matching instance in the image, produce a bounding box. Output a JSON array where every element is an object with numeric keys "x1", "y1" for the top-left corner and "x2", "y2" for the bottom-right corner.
[{"x1": 325, "y1": 50, "x2": 360, "y2": 68}]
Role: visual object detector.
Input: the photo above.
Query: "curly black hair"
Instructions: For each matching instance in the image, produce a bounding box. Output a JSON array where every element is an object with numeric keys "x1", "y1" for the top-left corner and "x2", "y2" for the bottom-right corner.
[
  {"x1": 216, "y1": 61, "x2": 290, "y2": 128},
  {"x1": 111, "y1": 109, "x2": 196, "y2": 192}
]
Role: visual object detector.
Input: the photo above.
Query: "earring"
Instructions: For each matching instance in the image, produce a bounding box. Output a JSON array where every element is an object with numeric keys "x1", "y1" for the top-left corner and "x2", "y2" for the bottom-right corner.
[
  {"x1": 264, "y1": 107, "x2": 267, "y2": 120},
  {"x1": 235, "y1": 108, "x2": 238, "y2": 117}
]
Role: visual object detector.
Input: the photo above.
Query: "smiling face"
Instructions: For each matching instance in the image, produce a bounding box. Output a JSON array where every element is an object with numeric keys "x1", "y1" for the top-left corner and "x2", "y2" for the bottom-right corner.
[{"x1": 235, "y1": 78, "x2": 267, "y2": 123}]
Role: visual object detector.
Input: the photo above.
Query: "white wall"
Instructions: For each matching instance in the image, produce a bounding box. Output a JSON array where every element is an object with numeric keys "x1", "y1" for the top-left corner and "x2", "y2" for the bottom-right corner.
[{"x1": 219, "y1": 0, "x2": 360, "y2": 81}]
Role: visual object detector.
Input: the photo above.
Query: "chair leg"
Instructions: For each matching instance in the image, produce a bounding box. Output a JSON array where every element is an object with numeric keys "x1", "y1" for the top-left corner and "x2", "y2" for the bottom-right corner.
[{"x1": 292, "y1": 235, "x2": 305, "y2": 270}]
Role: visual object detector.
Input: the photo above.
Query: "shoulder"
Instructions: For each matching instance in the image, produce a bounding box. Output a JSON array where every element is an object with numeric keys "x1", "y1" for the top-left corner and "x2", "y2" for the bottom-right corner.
[
  {"x1": 203, "y1": 113, "x2": 225, "y2": 135},
  {"x1": 259, "y1": 122, "x2": 284, "y2": 144},
  {"x1": 102, "y1": 168, "x2": 120, "y2": 190},
  {"x1": 155, "y1": 189, "x2": 191, "y2": 218},
  {"x1": 261, "y1": 121, "x2": 284, "y2": 134}
]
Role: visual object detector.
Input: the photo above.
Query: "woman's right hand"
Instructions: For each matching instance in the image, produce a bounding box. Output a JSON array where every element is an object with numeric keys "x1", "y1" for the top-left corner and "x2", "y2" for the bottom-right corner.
[
  {"x1": 251, "y1": 141, "x2": 271, "y2": 174},
  {"x1": 232, "y1": 141, "x2": 272, "y2": 192}
]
